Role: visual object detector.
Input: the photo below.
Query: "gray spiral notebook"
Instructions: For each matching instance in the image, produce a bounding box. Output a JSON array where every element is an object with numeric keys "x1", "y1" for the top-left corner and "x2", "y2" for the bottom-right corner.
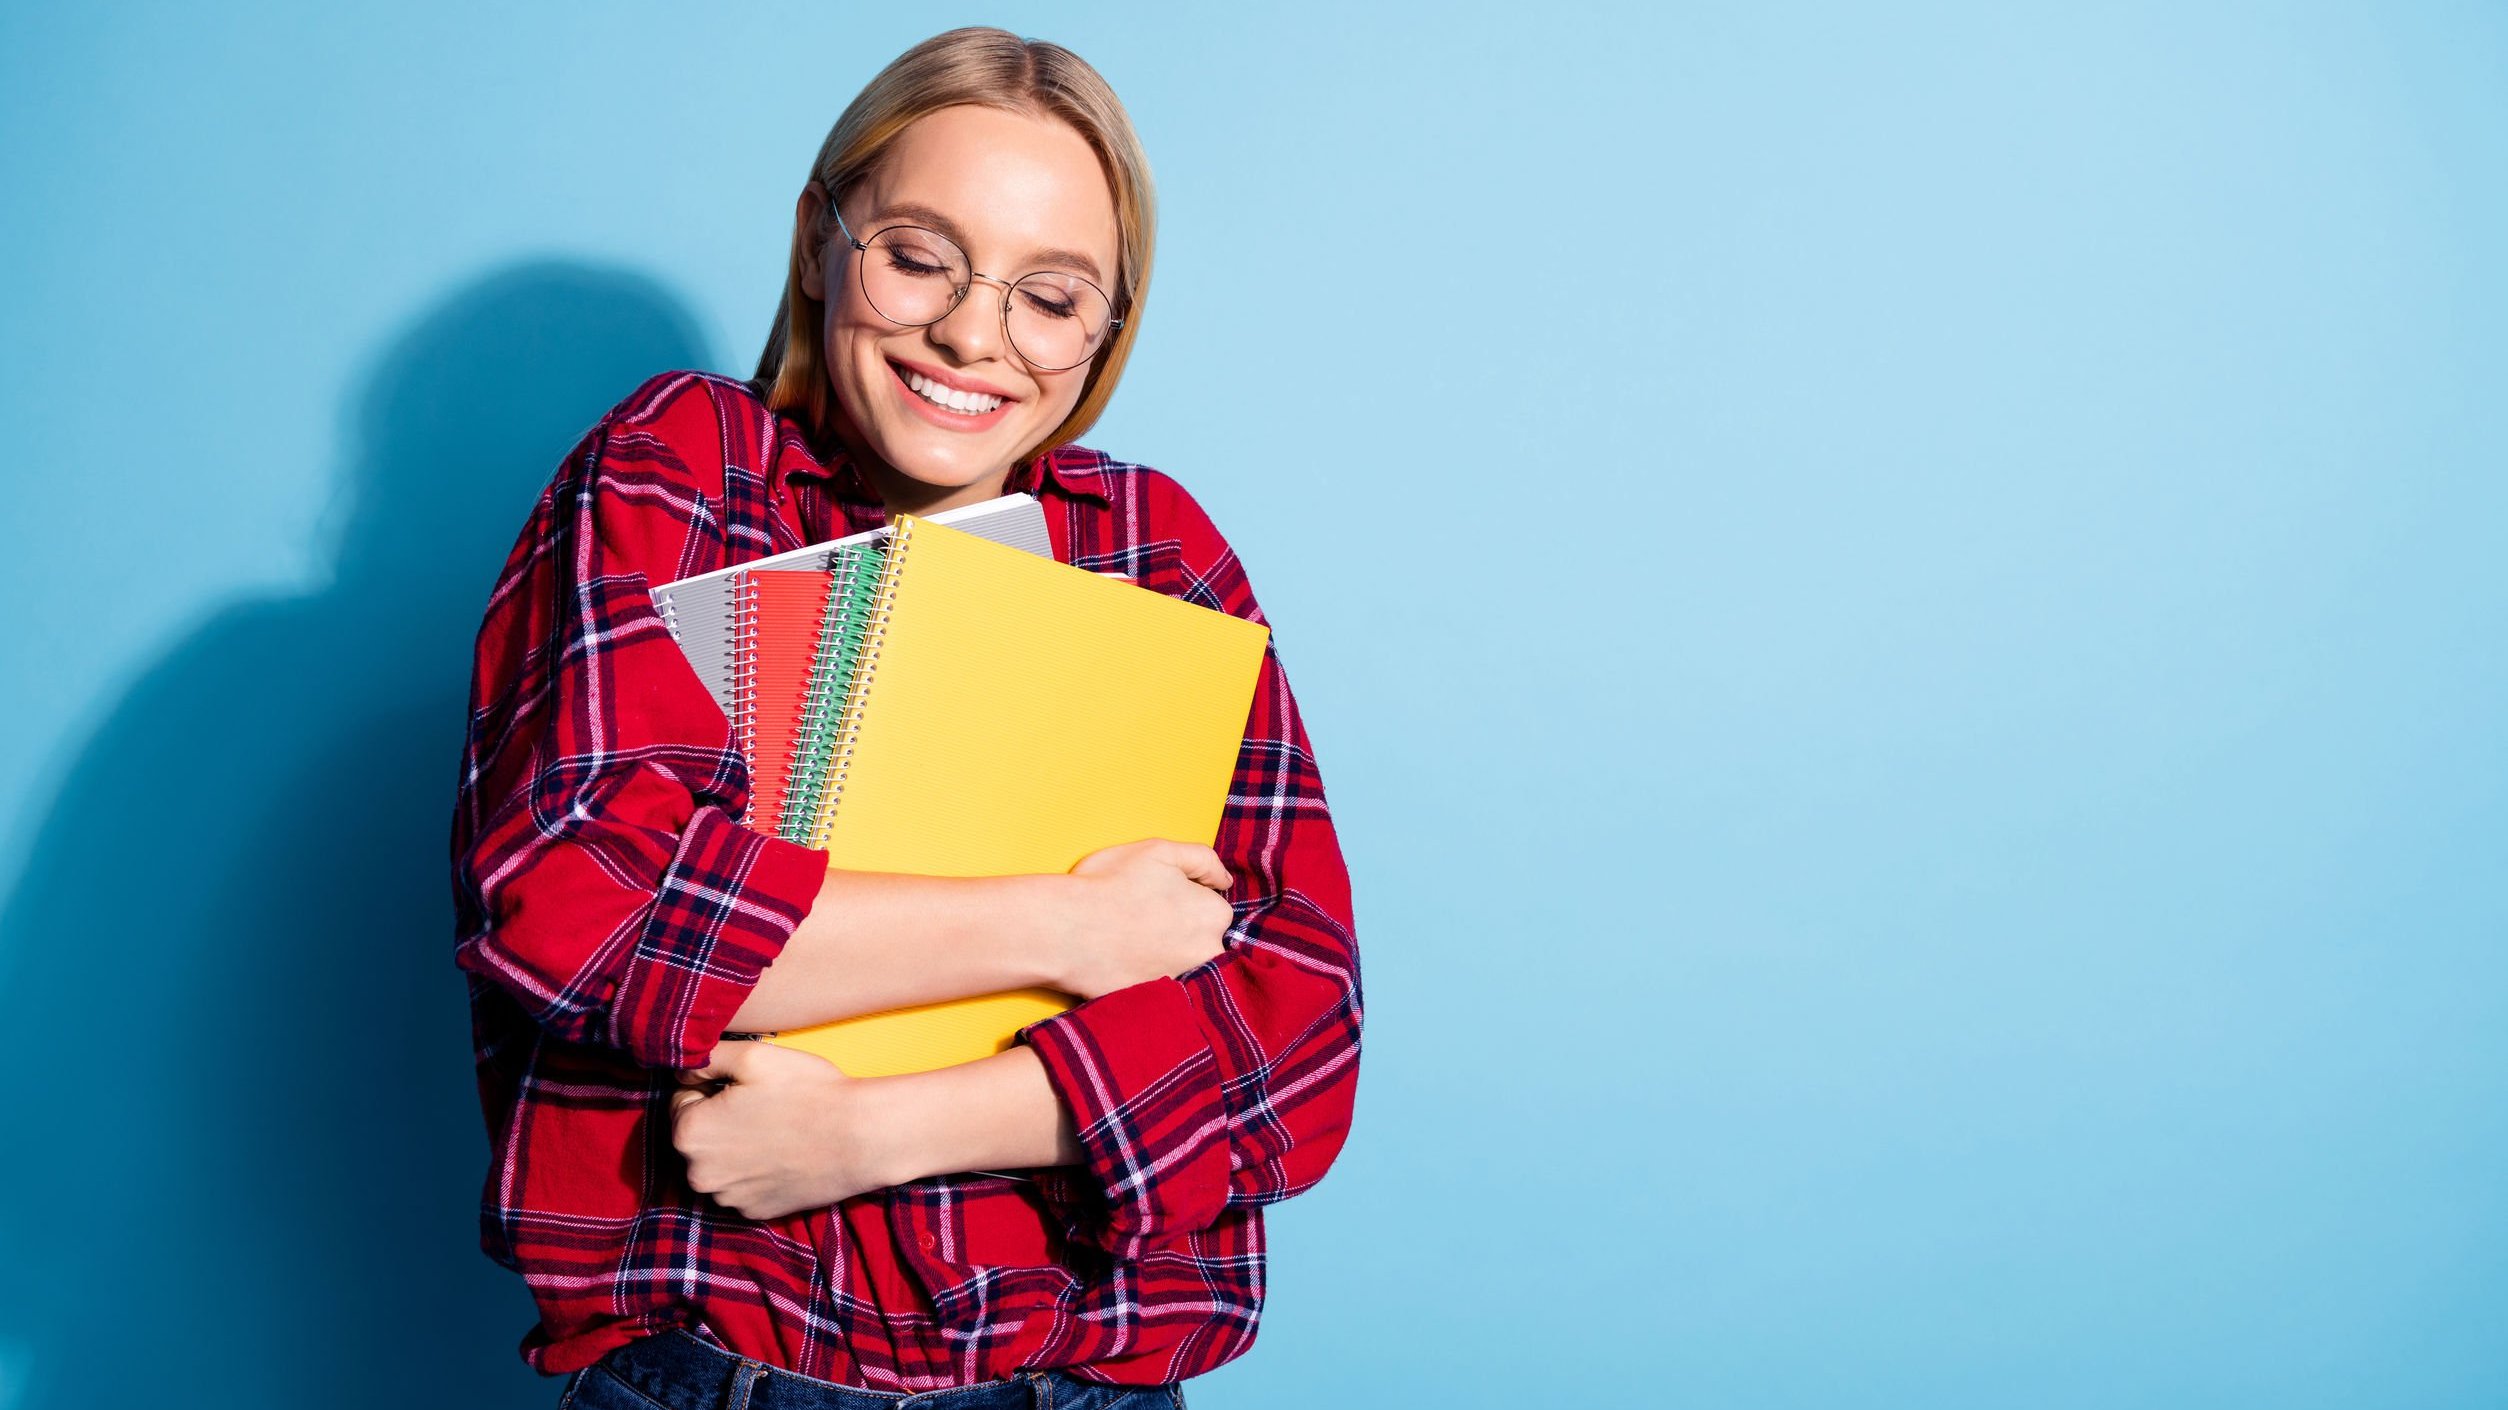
[{"x1": 649, "y1": 494, "x2": 1052, "y2": 714}]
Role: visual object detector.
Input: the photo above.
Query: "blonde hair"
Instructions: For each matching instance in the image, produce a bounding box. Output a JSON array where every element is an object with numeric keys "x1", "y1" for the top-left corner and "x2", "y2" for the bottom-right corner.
[{"x1": 754, "y1": 27, "x2": 1155, "y2": 465}]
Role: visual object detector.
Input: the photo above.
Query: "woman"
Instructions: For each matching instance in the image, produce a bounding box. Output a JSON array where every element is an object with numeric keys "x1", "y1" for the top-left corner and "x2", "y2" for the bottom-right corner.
[{"x1": 450, "y1": 27, "x2": 1363, "y2": 1410}]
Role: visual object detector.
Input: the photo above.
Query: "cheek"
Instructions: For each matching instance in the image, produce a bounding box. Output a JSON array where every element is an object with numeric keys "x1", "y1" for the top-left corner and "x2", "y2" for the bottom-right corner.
[
  {"x1": 1030, "y1": 370, "x2": 1090, "y2": 426},
  {"x1": 821, "y1": 294, "x2": 865, "y2": 364},
  {"x1": 819, "y1": 300, "x2": 886, "y2": 407}
]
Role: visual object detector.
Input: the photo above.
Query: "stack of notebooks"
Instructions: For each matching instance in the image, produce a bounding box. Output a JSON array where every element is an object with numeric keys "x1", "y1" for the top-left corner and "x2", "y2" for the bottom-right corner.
[{"x1": 651, "y1": 494, "x2": 1271, "y2": 1078}]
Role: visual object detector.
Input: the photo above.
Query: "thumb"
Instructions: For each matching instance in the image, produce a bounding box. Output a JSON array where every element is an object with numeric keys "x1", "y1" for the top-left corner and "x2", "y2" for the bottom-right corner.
[{"x1": 693, "y1": 1036, "x2": 763, "y2": 1086}]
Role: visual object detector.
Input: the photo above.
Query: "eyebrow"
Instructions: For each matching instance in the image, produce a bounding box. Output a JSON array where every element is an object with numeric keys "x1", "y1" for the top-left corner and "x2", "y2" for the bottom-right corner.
[{"x1": 866, "y1": 201, "x2": 1110, "y2": 286}]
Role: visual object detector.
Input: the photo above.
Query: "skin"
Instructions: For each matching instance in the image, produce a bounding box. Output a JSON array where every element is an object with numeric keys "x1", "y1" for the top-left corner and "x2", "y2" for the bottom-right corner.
[{"x1": 669, "y1": 105, "x2": 1230, "y2": 1222}]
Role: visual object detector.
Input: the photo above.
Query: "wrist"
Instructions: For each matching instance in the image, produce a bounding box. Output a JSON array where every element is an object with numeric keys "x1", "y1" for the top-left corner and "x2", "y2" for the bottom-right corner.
[
  {"x1": 1016, "y1": 872, "x2": 1089, "y2": 994},
  {"x1": 860, "y1": 1048, "x2": 1080, "y2": 1184},
  {"x1": 850, "y1": 1072, "x2": 941, "y2": 1188}
]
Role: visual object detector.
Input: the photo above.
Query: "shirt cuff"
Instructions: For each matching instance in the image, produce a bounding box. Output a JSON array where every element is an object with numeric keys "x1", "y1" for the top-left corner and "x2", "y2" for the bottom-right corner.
[
  {"x1": 607, "y1": 803, "x2": 826, "y2": 1069},
  {"x1": 1014, "y1": 976, "x2": 1232, "y2": 1259}
]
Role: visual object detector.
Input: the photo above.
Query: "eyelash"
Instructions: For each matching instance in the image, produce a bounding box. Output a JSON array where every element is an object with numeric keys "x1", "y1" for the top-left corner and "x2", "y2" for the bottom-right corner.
[{"x1": 882, "y1": 253, "x2": 1084, "y2": 319}]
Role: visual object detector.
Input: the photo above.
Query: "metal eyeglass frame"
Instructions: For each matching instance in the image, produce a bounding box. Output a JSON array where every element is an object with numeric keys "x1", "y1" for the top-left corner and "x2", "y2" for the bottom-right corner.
[{"x1": 829, "y1": 203, "x2": 1124, "y2": 372}]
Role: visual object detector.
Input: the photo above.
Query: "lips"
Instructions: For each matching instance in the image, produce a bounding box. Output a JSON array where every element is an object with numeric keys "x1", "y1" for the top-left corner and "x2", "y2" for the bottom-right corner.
[
  {"x1": 886, "y1": 358, "x2": 1014, "y2": 430},
  {"x1": 890, "y1": 356, "x2": 1013, "y2": 400}
]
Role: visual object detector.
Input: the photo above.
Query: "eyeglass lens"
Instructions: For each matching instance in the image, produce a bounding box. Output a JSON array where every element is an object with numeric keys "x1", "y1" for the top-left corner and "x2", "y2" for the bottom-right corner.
[{"x1": 858, "y1": 226, "x2": 1114, "y2": 371}]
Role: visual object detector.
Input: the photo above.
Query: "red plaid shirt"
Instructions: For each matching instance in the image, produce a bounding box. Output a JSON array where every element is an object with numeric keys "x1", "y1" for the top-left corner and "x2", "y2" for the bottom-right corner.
[{"x1": 451, "y1": 370, "x2": 1363, "y2": 1385}]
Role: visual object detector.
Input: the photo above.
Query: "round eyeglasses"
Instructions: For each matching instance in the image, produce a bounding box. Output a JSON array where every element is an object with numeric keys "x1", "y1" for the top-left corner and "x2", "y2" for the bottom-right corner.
[{"x1": 830, "y1": 204, "x2": 1123, "y2": 373}]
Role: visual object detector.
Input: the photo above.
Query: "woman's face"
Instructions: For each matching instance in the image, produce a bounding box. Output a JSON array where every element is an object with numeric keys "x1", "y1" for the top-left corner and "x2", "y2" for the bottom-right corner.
[{"x1": 802, "y1": 104, "x2": 1123, "y2": 513}]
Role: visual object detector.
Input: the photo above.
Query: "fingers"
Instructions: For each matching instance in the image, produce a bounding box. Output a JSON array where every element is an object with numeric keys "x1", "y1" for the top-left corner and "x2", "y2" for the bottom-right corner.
[
  {"x1": 1165, "y1": 841, "x2": 1234, "y2": 892},
  {"x1": 1075, "y1": 838, "x2": 1231, "y2": 886}
]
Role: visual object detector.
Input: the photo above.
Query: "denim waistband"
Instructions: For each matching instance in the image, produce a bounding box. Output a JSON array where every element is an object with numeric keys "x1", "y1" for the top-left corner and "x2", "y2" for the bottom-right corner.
[{"x1": 589, "y1": 1328, "x2": 1157, "y2": 1410}]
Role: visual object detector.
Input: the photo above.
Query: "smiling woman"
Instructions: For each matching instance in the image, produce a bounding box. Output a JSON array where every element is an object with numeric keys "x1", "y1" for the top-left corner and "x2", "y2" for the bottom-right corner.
[
  {"x1": 756, "y1": 44, "x2": 1154, "y2": 517},
  {"x1": 448, "y1": 25, "x2": 1361, "y2": 1410},
  {"x1": 795, "y1": 103, "x2": 1124, "y2": 511}
]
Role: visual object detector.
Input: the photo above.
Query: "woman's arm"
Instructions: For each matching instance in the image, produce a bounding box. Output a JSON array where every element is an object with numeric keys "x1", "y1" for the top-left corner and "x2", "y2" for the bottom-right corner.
[
  {"x1": 455, "y1": 376, "x2": 832, "y2": 1071},
  {"x1": 721, "y1": 870, "x2": 1067, "y2": 1032},
  {"x1": 1005, "y1": 481, "x2": 1362, "y2": 1259},
  {"x1": 671, "y1": 1038, "x2": 1085, "y2": 1220},
  {"x1": 723, "y1": 838, "x2": 1237, "y2": 1032}
]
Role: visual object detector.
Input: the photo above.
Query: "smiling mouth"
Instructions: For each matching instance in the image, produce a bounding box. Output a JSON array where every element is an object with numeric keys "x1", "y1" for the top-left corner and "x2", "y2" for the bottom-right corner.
[{"x1": 891, "y1": 359, "x2": 1007, "y2": 415}]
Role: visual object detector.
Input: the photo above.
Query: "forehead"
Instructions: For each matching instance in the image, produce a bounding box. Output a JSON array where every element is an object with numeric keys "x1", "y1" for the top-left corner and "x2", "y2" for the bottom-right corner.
[{"x1": 859, "y1": 105, "x2": 1120, "y2": 273}]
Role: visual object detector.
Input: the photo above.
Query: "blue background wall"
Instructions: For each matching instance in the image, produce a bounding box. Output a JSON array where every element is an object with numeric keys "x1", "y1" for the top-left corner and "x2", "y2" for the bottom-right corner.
[{"x1": 3, "y1": 3, "x2": 2503, "y2": 1406}]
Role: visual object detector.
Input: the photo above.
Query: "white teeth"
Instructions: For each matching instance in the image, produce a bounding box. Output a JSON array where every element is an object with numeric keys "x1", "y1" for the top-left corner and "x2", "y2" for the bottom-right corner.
[{"x1": 904, "y1": 369, "x2": 1002, "y2": 414}]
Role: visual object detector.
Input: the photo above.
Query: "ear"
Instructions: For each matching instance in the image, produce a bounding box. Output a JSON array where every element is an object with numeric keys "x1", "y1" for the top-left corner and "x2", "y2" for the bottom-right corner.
[{"x1": 798, "y1": 181, "x2": 830, "y2": 302}]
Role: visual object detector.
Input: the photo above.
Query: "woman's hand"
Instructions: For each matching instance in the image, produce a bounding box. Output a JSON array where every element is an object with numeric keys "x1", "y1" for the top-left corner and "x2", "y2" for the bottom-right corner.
[
  {"x1": 1053, "y1": 838, "x2": 1235, "y2": 1000},
  {"x1": 670, "y1": 1040, "x2": 904, "y2": 1221}
]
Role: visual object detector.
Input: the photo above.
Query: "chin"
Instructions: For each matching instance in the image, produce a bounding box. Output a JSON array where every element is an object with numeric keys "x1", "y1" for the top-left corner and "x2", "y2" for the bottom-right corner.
[{"x1": 882, "y1": 436, "x2": 1018, "y2": 488}]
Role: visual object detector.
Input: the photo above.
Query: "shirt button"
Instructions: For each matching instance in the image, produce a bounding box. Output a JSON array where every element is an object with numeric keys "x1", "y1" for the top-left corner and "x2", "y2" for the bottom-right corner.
[{"x1": 917, "y1": 1231, "x2": 937, "y2": 1253}]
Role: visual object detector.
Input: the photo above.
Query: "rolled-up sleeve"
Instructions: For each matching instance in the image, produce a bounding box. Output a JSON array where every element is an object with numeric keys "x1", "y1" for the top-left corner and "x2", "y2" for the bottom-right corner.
[
  {"x1": 1017, "y1": 487, "x2": 1363, "y2": 1259},
  {"x1": 453, "y1": 375, "x2": 827, "y2": 1070}
]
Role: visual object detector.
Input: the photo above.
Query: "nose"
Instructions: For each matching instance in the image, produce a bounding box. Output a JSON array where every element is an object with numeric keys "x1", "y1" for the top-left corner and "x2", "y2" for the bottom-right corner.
[{"x1": 927, "y1": 273, "x2": 1013, "y2": 366}]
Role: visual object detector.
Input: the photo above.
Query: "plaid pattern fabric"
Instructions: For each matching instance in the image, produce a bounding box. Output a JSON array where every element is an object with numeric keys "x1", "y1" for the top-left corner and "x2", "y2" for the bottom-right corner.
[{"x1": 451, "y1": 371, "x2": 1363, "y2": 1386}]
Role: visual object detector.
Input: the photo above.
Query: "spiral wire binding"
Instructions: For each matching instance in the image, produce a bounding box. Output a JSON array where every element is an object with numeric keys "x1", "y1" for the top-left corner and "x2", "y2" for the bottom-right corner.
[
  {"x1": 774, "y1": 570, "x2": 841, "y2": 844},
  {"x1": 727, "y1": 571, "x2": 761, "y2": 826},
  {"x1": 655, "y1": 588, "x2": 682, "y2": 643},
  {"x1": 777, "y1": 541, "x2": 881, "y2": 844},
  {"x1": 808, "y1": 518, "x2": 912, "y2": 850}
]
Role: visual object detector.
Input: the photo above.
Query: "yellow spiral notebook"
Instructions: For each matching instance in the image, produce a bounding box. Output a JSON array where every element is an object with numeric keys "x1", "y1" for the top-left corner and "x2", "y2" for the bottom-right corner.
[{"x1": 762, "y1": 513, "x2": 1272, "y2": 1077}]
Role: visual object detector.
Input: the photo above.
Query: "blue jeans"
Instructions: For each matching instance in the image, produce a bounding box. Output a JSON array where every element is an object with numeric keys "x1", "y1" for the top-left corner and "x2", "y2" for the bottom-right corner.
[{"x1": 558, "y1": 1329, "x2": 1189, "y2": 1410}]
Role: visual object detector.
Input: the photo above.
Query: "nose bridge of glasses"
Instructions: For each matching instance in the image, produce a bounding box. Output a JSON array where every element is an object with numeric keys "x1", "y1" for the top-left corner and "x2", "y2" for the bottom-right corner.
[
  {"x1": 903, "y1": 264, "x2": 1005, "y2": 312},
  {"x1": 933, "y1": 270, "x2": 1014, "y2": 330}
]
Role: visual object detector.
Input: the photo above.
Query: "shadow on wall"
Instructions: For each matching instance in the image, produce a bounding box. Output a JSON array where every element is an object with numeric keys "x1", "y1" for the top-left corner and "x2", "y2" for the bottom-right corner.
[{"x1": 0, "y1": 263, "x2": 710, "y2": 1409}]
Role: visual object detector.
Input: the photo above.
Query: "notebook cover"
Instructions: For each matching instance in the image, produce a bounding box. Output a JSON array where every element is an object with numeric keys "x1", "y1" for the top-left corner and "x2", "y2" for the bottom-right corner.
[{"x1": 766, "y1": 514, "x2": 1272, "y2": 1077}]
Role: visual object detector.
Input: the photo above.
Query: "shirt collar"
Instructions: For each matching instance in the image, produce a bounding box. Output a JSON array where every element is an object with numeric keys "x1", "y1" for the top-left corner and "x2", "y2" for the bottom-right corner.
[
  {"x1": 773, "y1": 426, "x2": 1112, "y2": 510},
  {"x1": 1008, "y1": 444, "x2": 1114, "y2": 504}
]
